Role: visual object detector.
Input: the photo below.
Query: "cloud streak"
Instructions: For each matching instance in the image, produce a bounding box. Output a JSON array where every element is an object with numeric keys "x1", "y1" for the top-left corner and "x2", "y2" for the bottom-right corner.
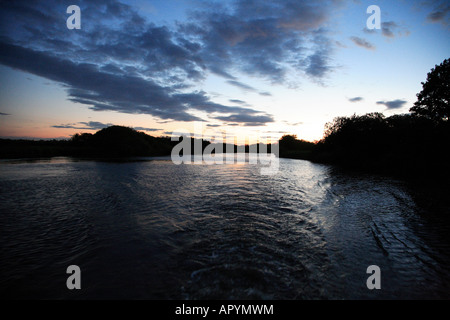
[
  {"x1": 350, "y1": 37, "x2": 375, "y2": 50},
  {"x1": 382, "y1": 21, "x2": 398, "y2": 38},
  {"x1": 227, "y1": 80, "x2": 258, "y2": 92},
  {"x1": 426, "y1": 2, "x2": 450, "y2": 26},
  {"x1": 52, "y1": 121, "x2": 162, "y2": 132},
  {"x1": 52, "y1": 121, "x2": 111, "y2": 130},
  {"x1": 134, "y1": 127, "x2": 161, "y2": 132},
  {"x1": 363, "y1": 21, "x2": 410, "y2": 38},
  {"x1": 214, "y1": 114, "x2": 274, "y2": 127},
  {"x1": 376, "y1": 99, "x2": 408, "y2": 110},
  {"x1": 348, "y1": 97, "x2": 364, "y2": 103}
]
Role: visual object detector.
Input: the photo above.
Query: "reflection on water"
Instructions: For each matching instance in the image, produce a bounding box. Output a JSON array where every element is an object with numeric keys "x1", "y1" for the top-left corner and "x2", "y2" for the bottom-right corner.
[{"x1": 0, "y1": 156, "x2": 449, "y2": 299}]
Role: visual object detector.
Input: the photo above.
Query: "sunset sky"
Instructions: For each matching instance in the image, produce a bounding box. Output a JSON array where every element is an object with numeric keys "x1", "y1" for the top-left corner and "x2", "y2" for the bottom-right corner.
[{"x1": 0, "y1": 0, "x2": 449, "y2": 143}]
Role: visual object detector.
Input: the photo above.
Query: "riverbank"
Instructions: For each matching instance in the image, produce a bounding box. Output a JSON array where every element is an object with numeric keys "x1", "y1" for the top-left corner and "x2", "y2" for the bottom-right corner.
[
  {"x1": 279, "y1": 150, "x2": 450, "y2": 191},
  {"x1": 2, "y1": 118, "x2": 449, "y2": 189}
]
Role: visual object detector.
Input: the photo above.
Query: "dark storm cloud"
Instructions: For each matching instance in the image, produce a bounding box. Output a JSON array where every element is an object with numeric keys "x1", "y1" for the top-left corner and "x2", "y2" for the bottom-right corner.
[
  {"x1": 0, "y1": 42, "x2": 271, "y2": 123},
  {"x1": 180, "y1": 0, "x2": 339, "y2": 84},
  {"x1": 0, "y1": 42, "x2": 203, "y2": 122},
  {"x1": 0, "y1": 0, "x2": 341, "y2": 127},
  {"x1": 0, "y1": 112, "x2": 10, "y2": 116},
  {"x1": 376, "y1": 99, "x2": 408, "y2": 110}
]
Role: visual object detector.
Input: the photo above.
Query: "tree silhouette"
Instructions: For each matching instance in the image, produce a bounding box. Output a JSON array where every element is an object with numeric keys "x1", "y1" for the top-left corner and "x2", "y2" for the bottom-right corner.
[
  {"x1": 279, "y1": 134, "x2": 299, "y2": 149},
  {"x1": 410, "y1": 58, "x2": 450, "y2": 121},
  {"x1": 279, "y1": 134, "x2": 315, "y2": 159}
]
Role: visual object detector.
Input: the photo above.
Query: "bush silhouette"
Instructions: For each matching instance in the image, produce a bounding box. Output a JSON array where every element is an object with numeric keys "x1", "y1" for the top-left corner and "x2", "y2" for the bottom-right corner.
[
  {"x1": 279, "y1": 134, "x2": 315, "y2": 159},
  {"x1": 85, "y1": 126, "x2": 176, "y2": 157},
  {"x1": 314, "y1": 111, "x2": 450, "y2": 181}
]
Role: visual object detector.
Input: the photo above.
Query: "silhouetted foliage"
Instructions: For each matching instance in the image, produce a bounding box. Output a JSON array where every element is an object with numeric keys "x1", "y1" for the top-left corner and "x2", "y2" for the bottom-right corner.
[
  {"x1": 322, "y1": 112, "x2": 387, "y2": 152},
  {"x1": 0, "y1": 126, "x2": 268, "y2": 159},
  {"x1": 0, "y1": 126, "x2": 179, "y2": 159},
  {"x1": 71, "y1": 132, "x2": 93, "y2": 144},
  {"x1": 89, "y1": 126, "x2": 158, "y2": 156},
  {"x1": 0, "y1": 138, "x2": 73, "y2": 158},
  {"x1": 410, "y1": 58, "x2": 450, "y2": 121},
  {"x1": 315, "y1": 112, "x2": 450, "y2": 182},
  {"x1": 279, "y1": 134, "x2": 315, "y2": 159}
]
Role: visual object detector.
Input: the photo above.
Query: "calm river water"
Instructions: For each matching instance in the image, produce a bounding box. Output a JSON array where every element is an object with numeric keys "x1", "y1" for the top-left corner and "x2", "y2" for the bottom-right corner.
[{"x1": 1, "y1": 156, "x2": 449, "y2": 299}]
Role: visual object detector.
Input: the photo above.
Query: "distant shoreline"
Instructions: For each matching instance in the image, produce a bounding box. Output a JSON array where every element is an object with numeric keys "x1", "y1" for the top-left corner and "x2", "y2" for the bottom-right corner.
[
  {"x1": 1, "y1": 140, "x2": 447, "y2": 187},
  {"x1": 2, "y1": 116, "x2": 449, "y2": 189}
]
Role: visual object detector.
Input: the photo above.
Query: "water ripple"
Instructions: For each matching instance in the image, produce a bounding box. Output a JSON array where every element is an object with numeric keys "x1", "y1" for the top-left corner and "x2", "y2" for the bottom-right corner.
[{"x1": 1, "y1": 157, "x2": 450, "y2": 299}]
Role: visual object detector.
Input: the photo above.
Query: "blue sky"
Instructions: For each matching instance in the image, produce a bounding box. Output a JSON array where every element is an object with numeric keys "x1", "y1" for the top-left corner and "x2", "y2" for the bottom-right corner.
[{"x1": 0, "y1": 0, "x2": 449, "y2": 142}]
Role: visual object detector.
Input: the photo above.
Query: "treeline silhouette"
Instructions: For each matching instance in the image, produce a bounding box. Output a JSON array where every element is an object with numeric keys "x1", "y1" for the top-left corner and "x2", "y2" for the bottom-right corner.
[
  {"x1": 280, "y1": 112, "x2": 449, "y2": 182},
  {"x1": 1, "y1": 116, "x2": 448, "y2": 182},
  {"x1": 70, "y1": 126, "x2": 175, "y2": 157},
  {"x1": 278, "y1": 134, "x2": 315, "y2": 160},
  {"x1": 1, "y1": 126, "x2": 184, "y2": 158},
  {"x1": 0, "y1": 125, "x2": 273, "y2": 159}
]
